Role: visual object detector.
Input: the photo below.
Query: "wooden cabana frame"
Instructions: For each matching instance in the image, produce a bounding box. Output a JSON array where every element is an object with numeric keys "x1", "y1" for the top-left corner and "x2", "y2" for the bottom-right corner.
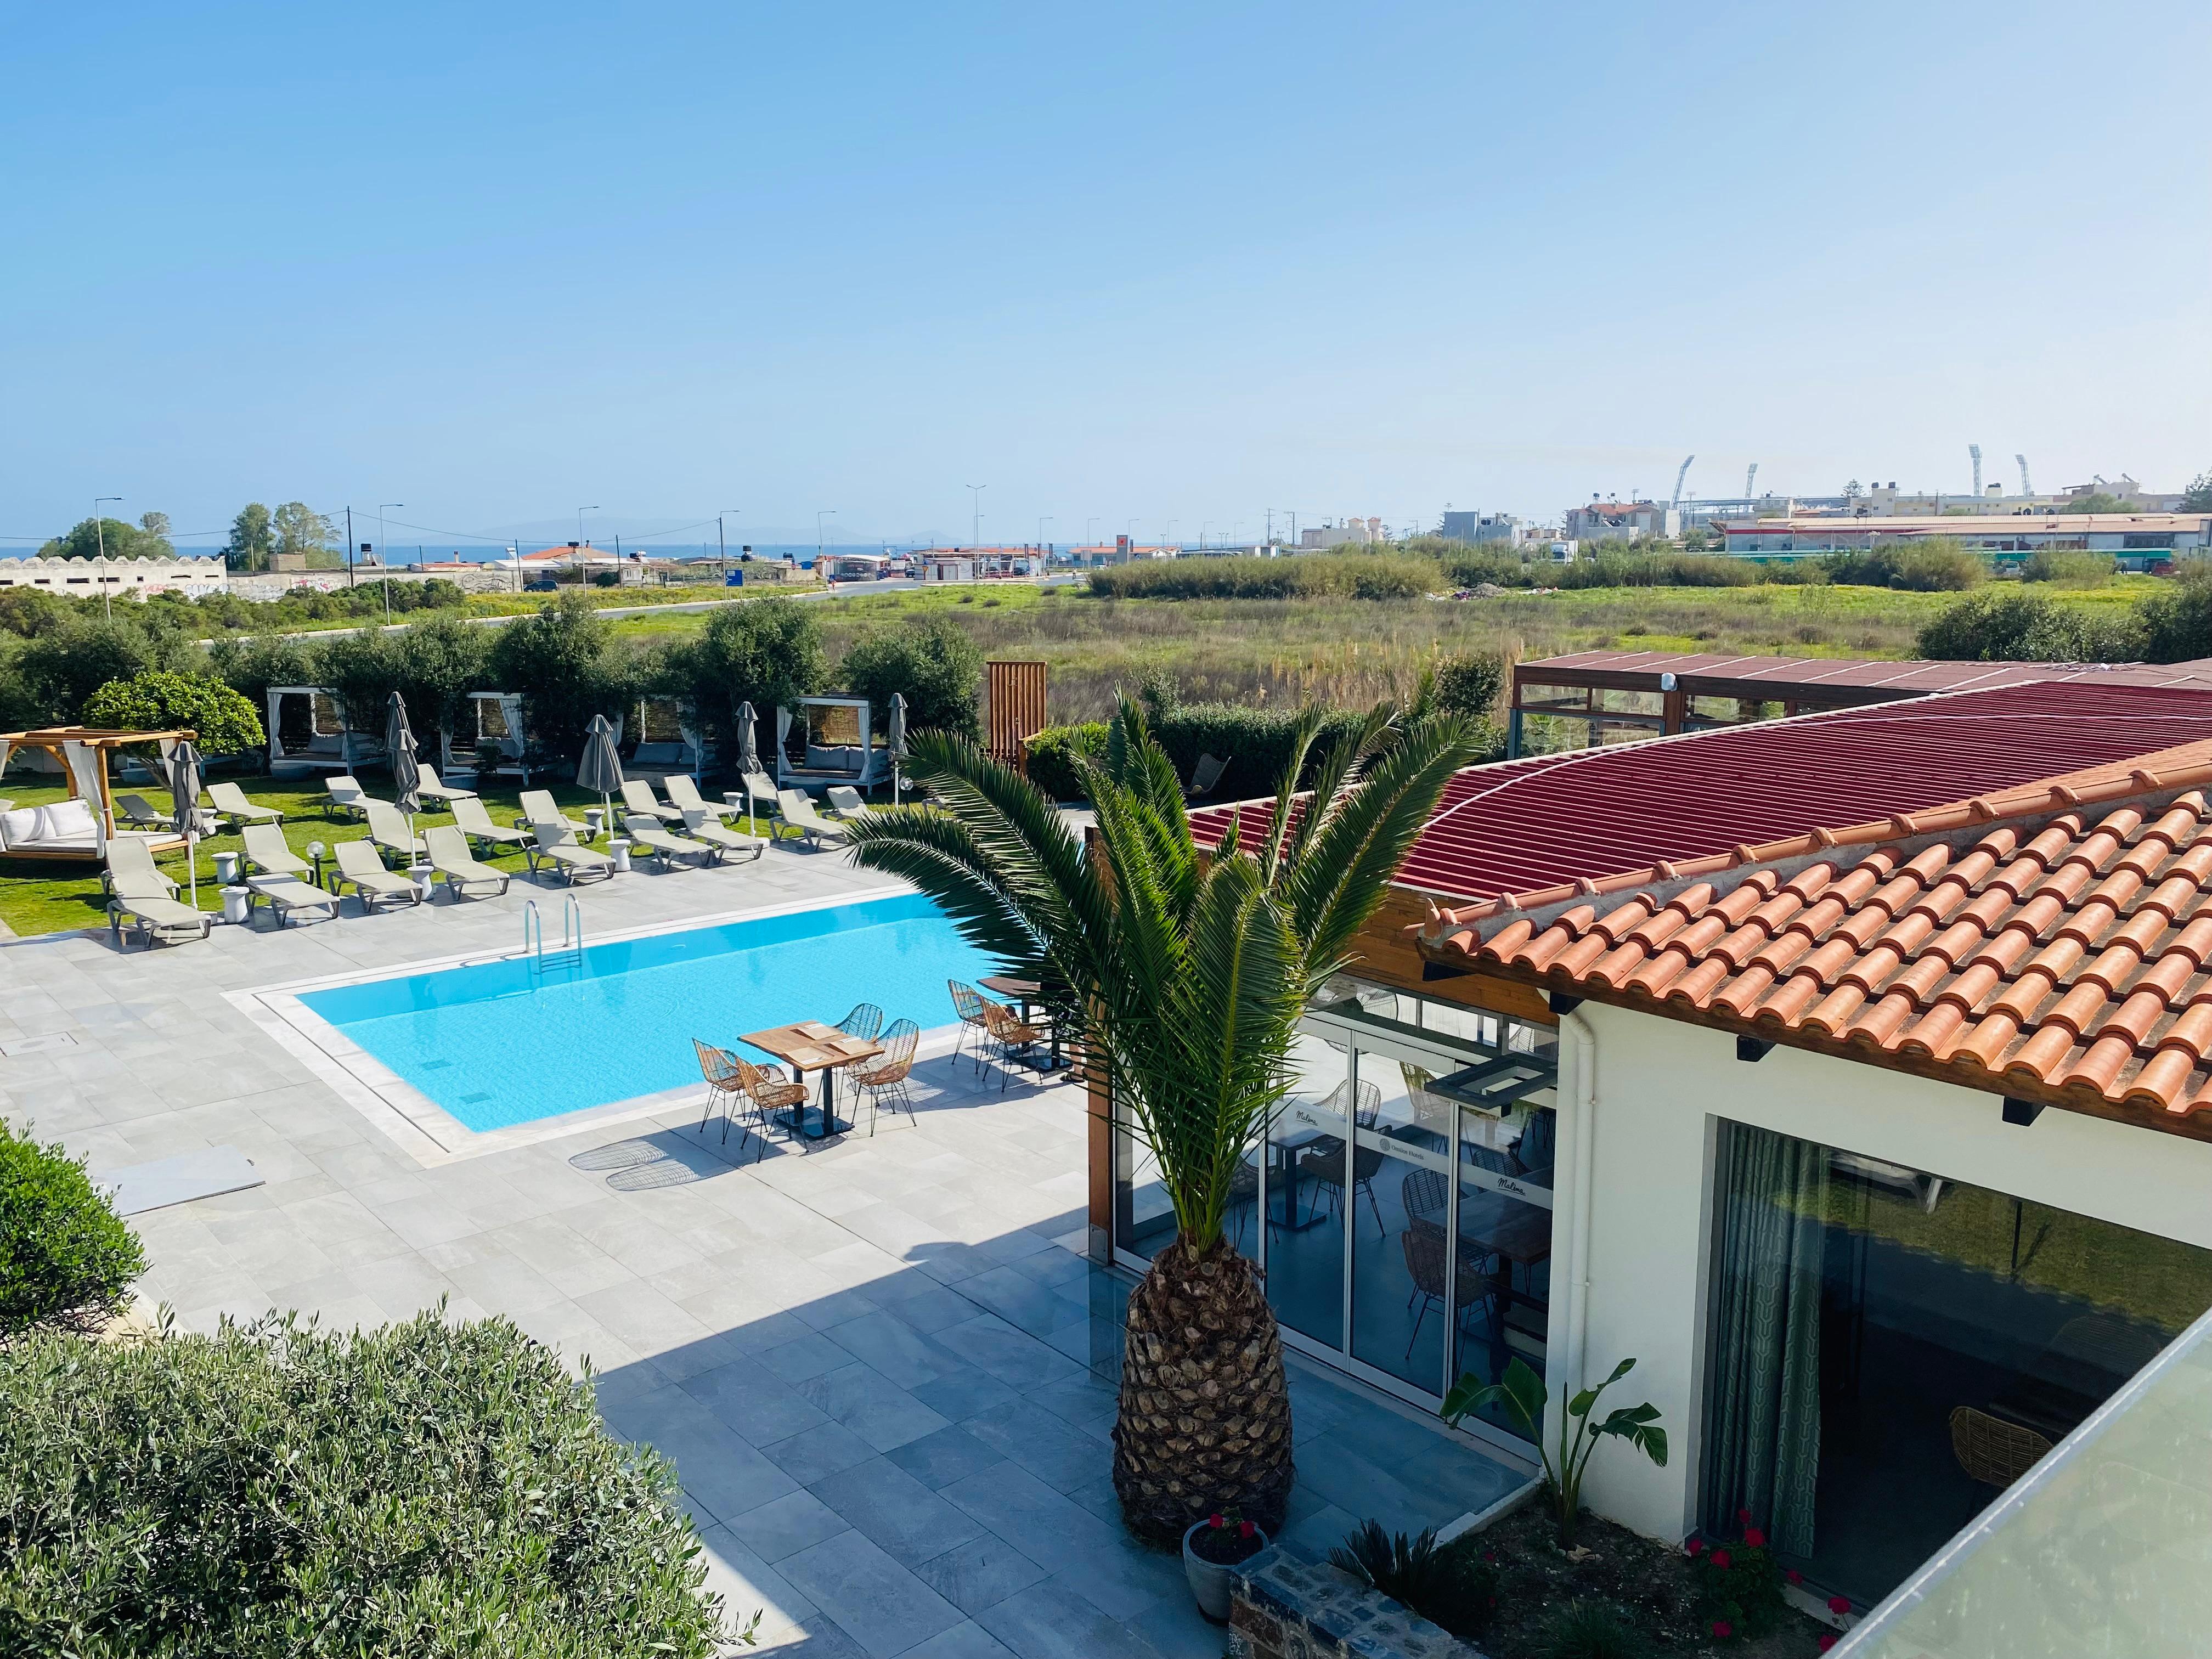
[{"x1": 0, "y1": 726, "x2": 195, "y2": 859}]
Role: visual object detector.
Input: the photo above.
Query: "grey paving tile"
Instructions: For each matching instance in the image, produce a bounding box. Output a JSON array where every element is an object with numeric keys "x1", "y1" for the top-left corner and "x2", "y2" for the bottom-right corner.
[
  {"x1": 939, "y1": 1465, "x2": 1179, "y2": 1622},
  {"x1": 826, "y1": 1309, "x2": 969, "y2": 1385},
  {"x1": 682, "y1": 1357, "x2": 834, "y2": 1445},
  {"x1": 798, "y1": 1361, "x2": 952, "y2": 1453},
  {"x1": 724, "y1": 1489, "x2": 852, "y2": 1565},
  {"x1": 808, "y1": 1457, "x2": 986, "y2": 1570},
  {"x1": 880, "y1": 1282, "x2": 985, "y2": 1334},
  {"x1": 692, "y1": 1520, "x2": 821, "y2": 1647},
  {"x1": 760, "y1": 1421, "x2": 879, "y2": 1486},
  {"x1": 778, "y1": 1529, "x2": 964, "y2": 1659},
  {"x1": 932, "y1": 1314, "x2": 1086, "y2": 1391},
  {"x1": 962, "y1": 1402, "x2": 1111, "y2": 1494},
  {"x1": 884, "y1": 1425, "x2": 1004, "y2": 1491},
  {"x1": 909, "y1": 1368, "x2": 1023, "y2": 1424},
  {"x1": 894, "y1": 1618, "x2": 1020, "y2": 1657},
  {"x1": 1126, "y1": 1593, "x2": 1225, "y2": 1659},
  {"x1": 974, "y1": 1579, "x2": 1170, "y2": 1659},
  {"x1": 599, "y1": 1384, "x2": 799, "y2": 1524},
  {"x1": 910, "y1": 1533, "x2": 1051, "y2": 1618},
  {"x1": 760, "y1": 1329, "x2": 861, "y2": 1384},
  {"x1": 954, "y1": 1266, "x2": 1088, "y2": 1338}
]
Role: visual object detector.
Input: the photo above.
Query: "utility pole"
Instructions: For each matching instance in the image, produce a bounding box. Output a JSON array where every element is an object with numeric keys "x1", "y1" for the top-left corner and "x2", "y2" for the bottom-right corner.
[
  {"x1": 378, "y1": 504, "x2": 403, "y2": 622},
  {"x1": 719, "y1": 510, "x2": 740, "y2": 584},
  {"x1": 93, "y1": 496, "x2": 122, "y2": 619},
  {"x1": 345, "y1": 506, "x2": 355, "y2": 588}
]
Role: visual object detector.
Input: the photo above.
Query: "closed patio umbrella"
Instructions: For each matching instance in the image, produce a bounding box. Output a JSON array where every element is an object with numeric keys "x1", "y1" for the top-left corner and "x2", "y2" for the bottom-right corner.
[
  {"x1": 887, "y1": 692, "x2": 907, "y2": 802},
  {"x1": 385, "y1": 692, "x2": 421, "y2": 838},
  {"x1": 735, "y1": 701, "x2": 760, "y2": 776},
  {"x1": 167, "y1": 738, "x2": 203, "y2": 911},
  {"x1": 578, "y1": 713, "x2": 624, "y2": 831}
]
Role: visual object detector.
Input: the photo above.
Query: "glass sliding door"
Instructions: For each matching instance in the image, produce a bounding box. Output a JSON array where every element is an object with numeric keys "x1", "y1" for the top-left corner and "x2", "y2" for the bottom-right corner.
[
  {"x1": 1263, "y1": 1030, "x2": 1353, "y2": 1349},
  {"x1": 1349, "y1": 1056, "x2": 1459, "y2": 1390},
  {"x1": 1450, "y1": 1085, "x2": 1557, "y2": 1443}
]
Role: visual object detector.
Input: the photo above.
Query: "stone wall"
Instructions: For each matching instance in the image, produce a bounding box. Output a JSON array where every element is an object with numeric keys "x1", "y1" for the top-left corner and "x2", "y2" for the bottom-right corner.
[{"x1": 1230, "y1": 1548, "x2": 1486, "y2": 1659}]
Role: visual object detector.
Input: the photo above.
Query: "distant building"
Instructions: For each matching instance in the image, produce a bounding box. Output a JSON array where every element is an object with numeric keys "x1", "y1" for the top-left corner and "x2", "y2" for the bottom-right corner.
[
  {"x1": 0, "y1": 555, "x2": 228, "y2": 596},
  {"x1": 914, "y1": 545, "x2": 1042, "y2": 582},
  {"x1": 1299, "y1": 517, "x2": 1385, "y2": 549},
  {"x1": 1723, "y1": 512, "x2": 2212, "y2": 561},
  {"x1": 1562, "y1": 501, "x2": 1682, "y2": 541},
  {"x1": 1440, "y1": 511, "x2": 1530, "y2": 546}
]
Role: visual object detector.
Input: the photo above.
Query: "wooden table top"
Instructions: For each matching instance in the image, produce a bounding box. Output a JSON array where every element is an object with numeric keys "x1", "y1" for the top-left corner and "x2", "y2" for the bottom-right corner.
[
  {"x1": 980, "y1": 975, "x2": 1041, "y2": 998},
  {"x1": 739, "y1": 1022, "x2": 884, "y2": 1073},
  {"x1": 1460, "y1": 1205, "x2": 1553, "y2": 1267}
]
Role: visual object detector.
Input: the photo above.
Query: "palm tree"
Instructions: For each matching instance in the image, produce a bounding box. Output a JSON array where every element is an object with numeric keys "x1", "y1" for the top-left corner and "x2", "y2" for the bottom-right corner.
[{"x1": 846, "y1": 698, "x2": 1480, "y2": 1541}]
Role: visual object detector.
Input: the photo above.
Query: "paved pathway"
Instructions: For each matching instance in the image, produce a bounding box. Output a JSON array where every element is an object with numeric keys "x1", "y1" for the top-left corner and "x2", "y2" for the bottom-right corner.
[{"x1": 0, "y1": 845, "x2": 1525, "y2": 1656}]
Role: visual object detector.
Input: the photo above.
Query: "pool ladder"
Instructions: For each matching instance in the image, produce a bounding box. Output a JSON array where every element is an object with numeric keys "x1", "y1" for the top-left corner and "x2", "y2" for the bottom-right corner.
[{"x1": 522, "y1": 895, "x2": 584, "y2": 979}]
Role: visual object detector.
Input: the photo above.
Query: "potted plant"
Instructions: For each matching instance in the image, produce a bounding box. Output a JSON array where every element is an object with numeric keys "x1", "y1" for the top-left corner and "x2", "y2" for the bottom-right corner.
[{"x1": 1183, "y1": 1510, "x2": 1268, "y2": 1621}]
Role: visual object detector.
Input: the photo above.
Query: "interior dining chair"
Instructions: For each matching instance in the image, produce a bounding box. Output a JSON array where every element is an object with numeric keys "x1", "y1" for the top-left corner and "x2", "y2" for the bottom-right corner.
[
  {"x1": 1948, "y1": 1406, "x2": 2053, "y2": 1489},
  {"x1": 836, "y1": 1002, "x2": 885, "y2": 1043},
  {"x1": 1296, "y1": 1079, "x2": 1386, "y2": 1238}
]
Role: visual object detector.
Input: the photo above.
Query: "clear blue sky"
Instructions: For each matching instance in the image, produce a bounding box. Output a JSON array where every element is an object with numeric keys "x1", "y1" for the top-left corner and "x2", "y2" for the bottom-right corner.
[{"x1": 5, "y1": 1, "x2": 2207, "y2": 549}]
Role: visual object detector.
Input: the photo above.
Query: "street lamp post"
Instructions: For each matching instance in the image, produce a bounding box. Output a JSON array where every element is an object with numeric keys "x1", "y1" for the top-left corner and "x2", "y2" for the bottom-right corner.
[
  {"x1": 817, "y1": 511, "x2": 836, "y2": 567},
  {"x1": 965, "y1": 484, "x2": 986, "y2": 550},
  {"x1": 92, "y1": 496, "x2": 122, "y2": 618},
  {"x1": 719, "y1": 510, "x2": 741, "y2": 584},
  {"x1": 378, "y1": 504, "x2": 404, "y2": 622},
  {"x1": 1037, "y1": 516, "x2": 1052, "y2": 563},
  {"x1": 577, "y1": 507, "x2": 599, "y2": 588}
]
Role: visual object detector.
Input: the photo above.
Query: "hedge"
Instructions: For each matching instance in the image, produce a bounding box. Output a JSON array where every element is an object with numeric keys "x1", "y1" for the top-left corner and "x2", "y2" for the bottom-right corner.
[
  {"x1": 81, "y1": 669, "x2": 266, "y2": 755},
  {"x1": 0, "y1": 1119, "x2": 144, "y2": 1338},
  {"x1": 1087, "y1": 553, "x2": 1437, "y2": 602},
  {"x1": 0, "y1": 1310, "x2": 749, "y2": 1656}
]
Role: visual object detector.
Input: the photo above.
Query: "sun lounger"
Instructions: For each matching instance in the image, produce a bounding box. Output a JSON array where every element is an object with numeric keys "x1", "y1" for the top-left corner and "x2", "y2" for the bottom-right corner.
[
  {"x1": 331, "y1": 838, "x2": 422, "y2": 912},
  {"x1": 241, "y1": 822, "x2": 311, "y2": 878},
  {"x1": 321, "y1": 774, "x2": 371, "y2": 821},
  {"x1": 621, "y1": 812, "x2": 720, "y2": 869},
  {"x1": 526, "y1": 823, "x2": 614, "y2": 884},
  {"x1": 681, "y1": 808, "x2": 764, "y2": 861},
  {"x1": 825, "y1": 786, "x2": 865, "y2": 817},
  {"x1": 776, "y1": 789, "x2": 853, "y2": 850},
  {"x1": 208, "y1": 781, "x2": 283, "y2": 828},
  {"x1": 620, "y1": 779, "x2": 685, "y2": 824},
  {"x1": 116, "y1": 793, "x2": 169, "y2": 829},
  {"x1": 247, "y1": 874, "x2": 340, "y2": 927},
  {"x1": 663, "y1": 773, "x2": 741, "y2": 823},
  {"x1": 107, "y1": 874, "x2": 212, "y2": 948},
  {"x1": 104, "y1": 835, "x2": 178, "y2": 899},
  {"x1": 424, "y1": 824, "x2": 510, "y2": 899},
  {"x1": 413, "y1": 763, "x2": 477, "y2": 807},
  {"x1": 363, "y1": 799, "x2": 426, "y2": 862},
  {"x1": 516, "y1": 789, "x2": 591, "y2": 837},
  {"x1": 742, "y1": 770, "x2": 780, "y2": 821},
  {"x1": 452, "y1": 794, "x2": 532, "y2": 853}
]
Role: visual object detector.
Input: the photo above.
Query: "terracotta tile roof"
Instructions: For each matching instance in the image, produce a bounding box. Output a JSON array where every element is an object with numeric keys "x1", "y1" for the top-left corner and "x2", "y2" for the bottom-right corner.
[
  {"x1": 1190, "y1": 682, "x2": 2212, "y2": 903},
  {"x1": 1415, "y1": 741, "x2": 2212, "y2": 1137}
]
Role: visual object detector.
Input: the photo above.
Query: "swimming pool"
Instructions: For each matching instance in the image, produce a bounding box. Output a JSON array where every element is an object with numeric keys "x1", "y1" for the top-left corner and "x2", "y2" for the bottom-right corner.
[{"x1": 297, "y1": 893, "x2": 996, "y2": 1133}]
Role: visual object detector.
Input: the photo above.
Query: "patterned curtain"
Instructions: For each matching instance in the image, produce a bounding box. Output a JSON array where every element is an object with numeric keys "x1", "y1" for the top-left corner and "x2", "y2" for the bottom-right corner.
[{"x1": 1702, "y1": 1122, "x2": 1829, "y2": 1556}]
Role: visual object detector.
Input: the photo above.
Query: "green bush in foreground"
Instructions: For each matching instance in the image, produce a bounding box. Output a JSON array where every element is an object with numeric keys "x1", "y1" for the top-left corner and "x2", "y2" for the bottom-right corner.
[
  {"x1": 0, "y1": 1120, "x2": 144, "y2": 1338},
  {"x1": 0, "y1": 1310, "x2": 751, "y2": 1657}
]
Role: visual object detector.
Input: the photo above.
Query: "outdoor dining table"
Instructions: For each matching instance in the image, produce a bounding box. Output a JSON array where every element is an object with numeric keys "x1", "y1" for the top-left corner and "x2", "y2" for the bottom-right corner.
[
  {"x1": 980, "y1": 974, "x2": 1065, "y2": 1070},
  {"x1": 738, "y1": 1020, "x2": 884, "y2": 1141}
]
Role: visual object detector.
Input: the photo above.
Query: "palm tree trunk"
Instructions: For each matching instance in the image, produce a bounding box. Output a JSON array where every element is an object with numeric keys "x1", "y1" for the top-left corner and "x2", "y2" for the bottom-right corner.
[{"x1": 1111, "y1": 1236, "x2": 1294, "y2": 1541}]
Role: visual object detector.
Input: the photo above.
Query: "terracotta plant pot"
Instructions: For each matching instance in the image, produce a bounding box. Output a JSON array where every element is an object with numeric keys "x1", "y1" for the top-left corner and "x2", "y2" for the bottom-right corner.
[{"x1": 1183, "y1": 1519, "x2": 1268, "y2": 1622}]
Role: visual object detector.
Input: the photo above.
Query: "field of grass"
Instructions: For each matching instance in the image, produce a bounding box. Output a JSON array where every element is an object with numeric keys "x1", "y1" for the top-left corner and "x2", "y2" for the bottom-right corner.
[
  {"x1": 0, "y1": 771, "x2": 789, "y2": 939},
  {"x1": 605, "y1": 578, "x2": 2149, "y2": 724}
]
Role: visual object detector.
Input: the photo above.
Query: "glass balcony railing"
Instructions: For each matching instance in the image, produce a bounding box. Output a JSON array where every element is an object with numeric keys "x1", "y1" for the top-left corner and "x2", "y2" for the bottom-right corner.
[{"x1": 1833, "y1": 1300, "x2": 2212, "y2": 1658}]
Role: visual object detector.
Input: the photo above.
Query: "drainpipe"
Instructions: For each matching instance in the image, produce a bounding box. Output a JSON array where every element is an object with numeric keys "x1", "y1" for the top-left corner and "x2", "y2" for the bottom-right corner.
[{"x1": 1560, "y1": 1008, "x2": 1599, "y2": 1415}]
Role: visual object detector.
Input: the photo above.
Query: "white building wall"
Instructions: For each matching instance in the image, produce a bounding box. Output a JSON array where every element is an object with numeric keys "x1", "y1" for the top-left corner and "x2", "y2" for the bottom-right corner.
[{"x1": 1561, "y1": 1002, "x2": 2212, "y2": 1545}]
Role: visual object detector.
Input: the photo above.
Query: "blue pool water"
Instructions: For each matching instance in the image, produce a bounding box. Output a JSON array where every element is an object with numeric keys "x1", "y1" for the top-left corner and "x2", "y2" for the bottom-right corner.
[{"x1": 299, "y1": 893, "x2": 996, "y2": 1132}]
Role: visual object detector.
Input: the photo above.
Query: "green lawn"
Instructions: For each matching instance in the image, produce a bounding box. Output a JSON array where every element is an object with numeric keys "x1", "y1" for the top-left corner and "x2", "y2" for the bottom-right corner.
[{"x1": 0, "y1": 770, "x2": 787, "y2": 939}]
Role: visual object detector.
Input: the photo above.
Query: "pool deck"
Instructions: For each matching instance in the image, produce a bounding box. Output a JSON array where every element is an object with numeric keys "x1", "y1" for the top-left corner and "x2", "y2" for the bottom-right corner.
[{"x1": 0, "y1": 847, "x2": 1528, "y2": 1658}]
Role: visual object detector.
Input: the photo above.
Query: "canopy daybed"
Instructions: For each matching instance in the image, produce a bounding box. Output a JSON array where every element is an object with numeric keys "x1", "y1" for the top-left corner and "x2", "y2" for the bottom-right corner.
[
  {"x1": 776, "y1": 696, "x2": 883, "y2": 791},
  {"x1": 267, "y1": 687, "x2": 385, "y2": 777},
  {"x1": 0, "y1": 727, "x2": 194, "y2": 861}
]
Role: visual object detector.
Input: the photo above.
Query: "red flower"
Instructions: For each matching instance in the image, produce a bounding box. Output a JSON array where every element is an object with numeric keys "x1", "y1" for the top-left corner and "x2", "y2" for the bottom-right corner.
[
  {"x1": 1819, "y1": 1637, "x2": 1837, "y2": 1653},
  {"x1": 1208, "y1": 1513, "x2": 1226, "y2": 1530},
  {"x1": 1238, "y1": 1521, "x2": 1255, "y2": 1539},
  {"x1": 1711, "y1": 1549, "x2": 1733, "y2": 1570},
  {"x1": 1685, "y1": 1536, "x2": 1706, "y2": 1556},
  {"x1": 1787, "y1": 1568, "x2": 1804, "y2": 1585},
  {"x1": 1828, "y1": 1595, "x2": 1852, "y2": 1616},
  {"x1": 1743, "y1": 1527, "x2": 1767, "y2": 1548},
  {"x1": 1712, "y1": 1620, "x2": 1733, "y2": 1638},
  {"x1": 1738, "y1": 1507, "x2": 1753, "y2": 1524}
]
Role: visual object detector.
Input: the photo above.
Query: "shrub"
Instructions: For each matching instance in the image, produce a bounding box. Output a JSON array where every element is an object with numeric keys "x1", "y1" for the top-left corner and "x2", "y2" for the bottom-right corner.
[
  {"x1": 487, "y1": 592, "x2": 641, "y2": 764},
  {"x1": 1088, "y1": 552, "x2": 1437, "y2": 602},
  {"x1": 1428, "y1": 652, "x2": 1506, "y2": 721},
  {"x1": 209, "y1": 632, "x2": 319, "y2": 722},
  {"x1": 0, "y1": 1119, "x2": 145, "y2": 1337},
  {"x1": 1149, "y1": 702, "x2": 1369, "y2": 801},
  {"x1": 1916, "y1": 590, "x2": 2142, "y2": 663},
  {"x1": 839, "y1": 614, "x2": 984, "y2": 741},
  {"x1": 81, "y1": 669, "x2": 265, "y2": 754},
  {"x1": 1025, "y1": 721, "x2": 1108, "y2": 800},
  {"x1": 1331, "y1": 1521, "x2": 1454, "y2": 1611},
  {"x1": 2138, "y1": 567, "x2": 2212, "y2": 662},
  {"x1": 2020, "y1": 546, "x2": 2117, "y2": 585},
  {"x1": 1535, "y1": 1596, "x2": 1643, "y2": 1659},
  {"x1": 1685, "y1": 1516, "x2": 1788, "y2": 1641},
  {"x1": 1822, "y1": 539, "x2": 1985, "y2": 591},
  {"x1": 663, "y1": 599, "x2": 828, "y2": 770},
  {"x1": 0, "y1": 1310, "x2": 751, "y2": 1655},
  {"x1": 17, "y1": 617, "x2": 188, "y2": 724}
]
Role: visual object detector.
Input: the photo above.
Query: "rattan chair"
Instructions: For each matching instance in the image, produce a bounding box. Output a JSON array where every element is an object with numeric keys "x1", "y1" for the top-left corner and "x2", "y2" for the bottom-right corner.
[
  {"x1": 837, "y1": 1002, "x2": 885, "y2": 1043},
  {"x1": 692, "y1": 1039, "x2": 759, "y2": 1153},
  {"x1": 1403, "y1": 1218, "x2": 1489, "y2": 1359},
  {"x1": 948, "y1": 980, "x2": 991, "y2": 1077},
  {"x1": 981, "y1": 997, "x2": 1045, "y2": 1091},
  {"x1": 734, "y1": 1056, "x2": 809, "y2": 1146},
  {"x1": 1948, "y1": 1406, "x2": 2052, "y2": 1488},
  {"x1": 1296, "y1": 1079, "x2": 1386, "y2": 1237},
  {"x1": 853, "y1": 1018, "x2": 921, "y2": 1133}
]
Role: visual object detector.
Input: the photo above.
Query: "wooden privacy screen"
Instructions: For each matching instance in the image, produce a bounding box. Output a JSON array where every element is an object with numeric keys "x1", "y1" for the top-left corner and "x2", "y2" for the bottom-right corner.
[{"x1": 986, "y1": 660, "x2": 1048, "y2": 774}]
